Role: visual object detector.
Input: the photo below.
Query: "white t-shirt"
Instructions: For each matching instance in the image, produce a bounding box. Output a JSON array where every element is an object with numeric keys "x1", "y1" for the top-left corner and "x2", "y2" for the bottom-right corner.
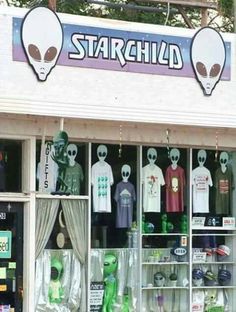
[
  {"x1": 91, "y1": 161, "x2": 114, "y2": 213},
  {"x1": 142, "y1": 164, "x2": 165, "y2": 212},
  {"x1": 192, "y1": 166, "x2": 213, "y2": 213}
]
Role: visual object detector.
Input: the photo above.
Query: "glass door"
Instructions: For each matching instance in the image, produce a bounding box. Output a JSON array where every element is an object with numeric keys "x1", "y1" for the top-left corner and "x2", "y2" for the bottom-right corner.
[{"x1": 0, "y1": 202, "x2": 23, "y2": 312}]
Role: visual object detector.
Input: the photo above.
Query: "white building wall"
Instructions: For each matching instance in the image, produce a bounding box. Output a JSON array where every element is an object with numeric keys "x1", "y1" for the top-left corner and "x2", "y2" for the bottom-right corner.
[{"x1": 0, "y1": 7, "x2": 236, "y2": 128}]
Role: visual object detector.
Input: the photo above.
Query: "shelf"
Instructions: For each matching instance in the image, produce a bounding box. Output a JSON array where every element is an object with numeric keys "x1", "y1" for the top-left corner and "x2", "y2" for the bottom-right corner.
[
  {"x1": 192, "y1": 233, "x2": 236, "y2": 236},
  {"x1": 192, "y1": 261, "x2": 234, "y2": 265},
  {"x1": 192, "y1": 227, "x2": 236, "y2": 231},
  {"x1": 142, "y1": 233, "x2": 189, "y2": 236},
  {"x1": 192, "y1": 286, "x2": 236, "y2": 289},
  {"x1": 142, "y1": 286, "x2": 189, "y2": 290},
  {"x1": 142, "y1": 261, "x2": 189, "y2": 265}
]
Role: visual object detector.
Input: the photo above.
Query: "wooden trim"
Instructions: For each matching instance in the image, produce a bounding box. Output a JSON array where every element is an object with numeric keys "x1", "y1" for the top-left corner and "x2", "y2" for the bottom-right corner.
[{"x1": 135, "y1": 0, "x2": 218, "y2": 9}]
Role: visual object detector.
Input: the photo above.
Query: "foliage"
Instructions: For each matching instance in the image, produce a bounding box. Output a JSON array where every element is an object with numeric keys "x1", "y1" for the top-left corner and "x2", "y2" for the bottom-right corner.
[{"x1": 8, "y1": 0, "x2": 235, "y2": 32}]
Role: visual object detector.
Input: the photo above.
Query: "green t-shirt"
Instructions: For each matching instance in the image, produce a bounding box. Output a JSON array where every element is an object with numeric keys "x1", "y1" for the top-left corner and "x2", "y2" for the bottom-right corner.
[
  {"x1": 214, "y1": 167, "x2": 233, "y2": 215},
  {"x1": 64, "y1": 163, "x2": 84, "y2": 195}
]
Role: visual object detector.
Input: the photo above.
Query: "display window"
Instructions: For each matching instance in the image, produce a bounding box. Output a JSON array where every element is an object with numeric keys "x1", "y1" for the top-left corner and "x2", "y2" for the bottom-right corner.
[
  {"x1": 35, "y1": 198, "x2": 88, "y2": 312},
  {"x1": 141, "y1": 146, "x2": 189, "y2": 312},
  {"x1": 90, "y1": 143, "x2": 139, "y2": 311},
  {"x1": 91, "y1": 143, "x2": 138, "y2": 249},
  {"x1": 32, "y1": 142, "x2": 236, "y2": 312},
  {"x1": 0, "y1": 140, "x2": 22, "y2": 193},
  {"x1": 36, "y1": 140, "x2": 88, "y2": 195},
  {"x1": 192, "y1": 149, "x2": 236, "y2": 312}
]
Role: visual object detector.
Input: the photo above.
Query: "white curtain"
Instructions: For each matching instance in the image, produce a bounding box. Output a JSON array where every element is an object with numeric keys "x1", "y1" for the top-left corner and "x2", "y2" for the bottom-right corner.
[
  {"x1": 61, "y1": 199, "x2": 88, "y2": 312},
  {"x1": 90, "y1": 248, "x2": 138, "y2": 311},
  {"x1": 35, "y1": 249, "x2": 81, "y2": 312},
  {"x1": 35, "y1": 198, "x2": 60, "y2": 259}
]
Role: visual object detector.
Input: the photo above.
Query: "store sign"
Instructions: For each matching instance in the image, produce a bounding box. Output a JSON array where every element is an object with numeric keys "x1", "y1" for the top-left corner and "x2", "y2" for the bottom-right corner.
[
  {"x1": 191, "y1": 27, "x2": 226, "y2": 96},
  {"x1": 20, "y1": 7, "x2": 63, "y2": 81},
  {"x1": 0, "y1": 231, "x2": 12, "y2": 259},
  {"x1": 13, "y1": 8, "x2": 231, "y2": 88},
  {"x1": 90, "y1": 282, "x2": 104, "y2": 311}
]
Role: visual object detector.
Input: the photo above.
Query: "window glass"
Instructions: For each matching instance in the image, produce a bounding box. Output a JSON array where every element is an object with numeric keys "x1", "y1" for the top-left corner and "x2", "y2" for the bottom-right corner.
[
  {"x1": 0, "y1": 140, "x2": 22, "y2": 192},
  {"x1": 91, "y1": 143, "x2": 137, "y2": 248},
  {"x1": 36, "y1": 140, "x2": 88, "y2": 195}
]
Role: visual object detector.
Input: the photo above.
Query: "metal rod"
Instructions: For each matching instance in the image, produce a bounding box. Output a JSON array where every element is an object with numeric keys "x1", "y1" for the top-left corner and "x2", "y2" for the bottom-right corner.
[{"x1": 86, "y1": 0, "x2": 178, "y2": 13}]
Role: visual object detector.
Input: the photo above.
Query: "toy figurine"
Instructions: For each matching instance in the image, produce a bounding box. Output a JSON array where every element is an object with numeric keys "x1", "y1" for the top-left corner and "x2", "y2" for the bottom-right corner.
[
  {"x1": 161, "y1": 214, "x2": 174, "y2": 233},
  {"x1": 48, "y1": 258, "x2": 64, "y2": 304},
  {"x1": 180, "y1": 214, "x2": 188, "y2": 234},
  {"x1": 102, "y1": 253, "x2": 118, "y2": 312}
]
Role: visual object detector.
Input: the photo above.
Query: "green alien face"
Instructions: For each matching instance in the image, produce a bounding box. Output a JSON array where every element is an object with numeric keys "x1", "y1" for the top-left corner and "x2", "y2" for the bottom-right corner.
[{"x1": 104, "y1": 254, "x2": 117, "y2": 276}]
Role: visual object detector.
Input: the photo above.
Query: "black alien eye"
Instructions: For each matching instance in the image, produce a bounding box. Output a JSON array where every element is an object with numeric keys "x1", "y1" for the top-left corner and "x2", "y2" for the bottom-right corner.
[
  {"x1": 73, "y1": 150, "x2": 76, "y2": 156},
  {"x1": 68, "y1": 151, "x2": 71, "y2": 156}
]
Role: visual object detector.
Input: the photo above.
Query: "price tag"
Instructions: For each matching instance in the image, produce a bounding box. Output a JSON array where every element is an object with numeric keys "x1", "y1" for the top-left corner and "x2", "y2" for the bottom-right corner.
[
  {"x1": 0, "y1": 284, "x2": 7, "y2": 291},
  {"x1": 192, "y1": 217, "x2": 205, "y2": 228},
  {"x1": 222, "y1": 217, "x2": 235, "y2": 229},
  {"x1": 193, "y1": 251, "x2": 206, "y2": 263}
]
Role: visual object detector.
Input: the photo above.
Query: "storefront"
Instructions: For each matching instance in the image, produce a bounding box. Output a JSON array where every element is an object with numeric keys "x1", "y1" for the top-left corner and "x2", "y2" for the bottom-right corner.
[{"x1": 0, "y1": 5, "x2": 236, "y2": 312}]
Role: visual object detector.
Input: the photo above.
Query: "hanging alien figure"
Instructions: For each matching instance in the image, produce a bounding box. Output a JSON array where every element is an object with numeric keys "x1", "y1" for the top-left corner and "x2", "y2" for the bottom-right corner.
[
  {"x1": 21, "y1": 6, "x2": 63, "y2": 81},
  {"x1": 48, "y1": 257, "x2": 64, "y2": 304},
  {"x1": 102, "y1": 253, "x2": 118, "y2": 312},
  {"x1": 51, "y1": 131, "x2": 69, "y2": 194}
]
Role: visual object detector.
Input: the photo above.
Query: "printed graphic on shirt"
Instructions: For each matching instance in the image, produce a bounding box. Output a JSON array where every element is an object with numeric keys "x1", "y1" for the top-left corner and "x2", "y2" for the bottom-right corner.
[
  {"x1": 97, "y1": 176, "x2": 108, "y2": 197},
  {"x1": 219, "y1": 179, "x2": 229, "y2": 194},
  {"x1": 120, "y1": 189, "x2": 131, "y2": 208},
  {"x1": 147, "y1": 175, "x2": 159, "y2": 197},
  {"x1": 195, "y1": 175, "x2": 209, "y2": 192},
  {"x1": 171, "y1": 176, "x2": 179, "y2": 192}
]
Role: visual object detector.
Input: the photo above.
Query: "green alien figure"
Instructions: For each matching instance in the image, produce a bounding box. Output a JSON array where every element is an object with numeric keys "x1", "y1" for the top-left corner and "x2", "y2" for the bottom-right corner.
[
  {"x1": 51, "y1": 131, "x2": 69, "y2": 193},
  {"x1": 102, "y1": 253, "x2": 118, "y2": 312},
  {"x1": 161, "y1": 214, "x2": 174, "y2": 233},
  {"x1": 48, "y1": 258, "x2": 64, "y2": 304},
  {"x1": 180, "y1": 214, "x2": 188, "y2": 234}
]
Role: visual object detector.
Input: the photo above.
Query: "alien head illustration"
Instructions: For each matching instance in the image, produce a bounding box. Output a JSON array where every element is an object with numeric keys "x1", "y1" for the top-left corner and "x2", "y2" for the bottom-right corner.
[
  {"x1": 22, "y1": 7, "x2": 63, "y2": 81},
  {"x1": 191, "y1": 27, "x2": 226, "y2": 96}
]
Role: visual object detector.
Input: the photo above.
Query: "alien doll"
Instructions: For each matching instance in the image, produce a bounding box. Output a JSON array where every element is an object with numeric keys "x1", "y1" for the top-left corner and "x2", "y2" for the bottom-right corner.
[
  {"x1": 102, "y1": 253, "x2": 118, "y2": 312},
  {"x1": 48, "y1": 257, "x2": 64, "y2": 304}
]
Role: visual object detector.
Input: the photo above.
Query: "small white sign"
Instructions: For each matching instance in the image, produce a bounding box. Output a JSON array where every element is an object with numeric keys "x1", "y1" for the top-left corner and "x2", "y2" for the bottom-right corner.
[
  {"x1": 193, "y1": 251, "x2": 206, "y2": 263},
  {"x1": 222, "y1": 217, "x2": 235, "y2": 229},
  {"x1": 192, "y1": 217, "x2": 205, "y2": 227}
]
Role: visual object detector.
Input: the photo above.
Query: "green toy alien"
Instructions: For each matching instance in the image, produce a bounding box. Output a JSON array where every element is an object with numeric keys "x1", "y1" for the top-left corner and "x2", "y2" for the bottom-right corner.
[
  {"x1": 48, "y1": 258, "x2": 64, "y2": 304},
  {"x1": 161, "y1": 213, "x2": 174, "y2": 233},
  {"x1": 180, "y1": 214, "x2": 188, "y2": 234},
  {"x1": 102, "y1": 253, "x2": 118, "y2": 312}
]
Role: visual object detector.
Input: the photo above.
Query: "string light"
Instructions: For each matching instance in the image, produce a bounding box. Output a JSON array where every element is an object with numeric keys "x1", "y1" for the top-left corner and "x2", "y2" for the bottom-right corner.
[
  {"x1": 215, "y1": 130, "x2": 218, "y2": 162},
  {"x1": 166, "y1": 129, "x2": 170, "y2": 158},
  {"x1": 119, "y1": 124, "x2": 122, "y2": 158}
]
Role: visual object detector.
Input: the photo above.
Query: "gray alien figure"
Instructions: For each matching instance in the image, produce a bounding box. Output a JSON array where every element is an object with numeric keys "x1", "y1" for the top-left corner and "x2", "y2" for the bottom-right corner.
[{"x1": 51, "y1": 130, "x2": 69, "y2": 193}]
